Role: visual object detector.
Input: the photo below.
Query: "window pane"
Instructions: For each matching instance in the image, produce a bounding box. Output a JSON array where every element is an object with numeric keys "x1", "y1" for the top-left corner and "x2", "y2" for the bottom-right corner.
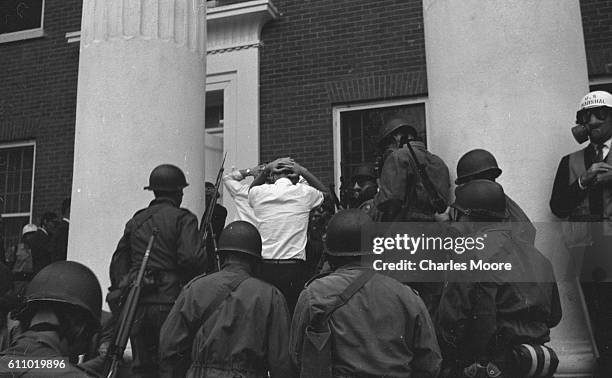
[
  {"x1": 0, "y1": 145, "x2": 34, "y2": 215},
  {"x1": 205, "y1": 90, "x2": 224, "y2": 129},
  {"x1": 0, "y1": 0, "x2": 44, "y2": 34},
  {"x1": 339, "y1": 102, "x2": 426, "y2": 183},
  {"x1": 2, "y1": 216, "x2": 29, "y2": 257}
]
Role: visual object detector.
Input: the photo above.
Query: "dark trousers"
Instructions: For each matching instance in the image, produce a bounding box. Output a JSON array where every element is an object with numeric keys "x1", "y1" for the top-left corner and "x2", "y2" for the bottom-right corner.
[
  {"x1": 130, "y1": 304, "x2": 172, "y2": 378},
  {"x1": 260, "y1": 260, "x2": 308, "y2": 316}
]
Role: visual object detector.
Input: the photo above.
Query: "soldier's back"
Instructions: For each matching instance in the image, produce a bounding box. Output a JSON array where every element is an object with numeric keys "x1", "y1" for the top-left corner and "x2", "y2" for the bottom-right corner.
[{"x1": 304, "y1": 266, "x2": 441, "y2": 377}]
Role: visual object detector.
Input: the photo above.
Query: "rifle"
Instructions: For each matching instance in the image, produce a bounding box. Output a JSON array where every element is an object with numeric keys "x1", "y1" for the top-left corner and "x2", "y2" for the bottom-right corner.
[
  {"x1": 404, "y1": 142, "x2": 448, "y2": 214},
  {"x1": 104, "y1": 229, "x2": 159, "y2": 378},
  {"x1": 202, "y1": 153, "x2": 227, "y2": 271},
  {"x1": 328, "y1": 184, "x2": 344, "y2": 211}
]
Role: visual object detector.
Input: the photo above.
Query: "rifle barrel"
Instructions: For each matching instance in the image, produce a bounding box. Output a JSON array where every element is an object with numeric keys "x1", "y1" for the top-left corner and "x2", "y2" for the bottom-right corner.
[{"x1": 103, "y1": 230, "x2": 158, "y2": 378}]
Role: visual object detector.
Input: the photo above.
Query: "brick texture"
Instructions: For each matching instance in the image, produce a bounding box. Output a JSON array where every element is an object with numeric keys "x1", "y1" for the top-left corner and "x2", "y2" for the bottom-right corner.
[
  {"x1": 0, "y1": 0, "x2": 610, "y2": 223},
  {"x1": 580, "y1": 0, "x2": 612, "y2": 76},
  {"x1": 0, "y1": 0, "x2": 81, "y2": 221},
  {"x1": 259, "y1": 0, "x2": 427, "y2": 185}
]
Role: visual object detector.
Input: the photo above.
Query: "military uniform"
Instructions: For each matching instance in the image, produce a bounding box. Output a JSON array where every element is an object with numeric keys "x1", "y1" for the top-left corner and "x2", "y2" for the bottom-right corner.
[
  {"x1": 115, "y1": 196, "x2": 207, "y2": 377},
  {"x1": 436, "y1": 224, "x2": 561, "y2": 375},
  {"x1": 290, "y1": 264, "x2": 442, "y2": 377},
  {"x1": 0, "y1": 330, "x2": 96, "y2": 377},
  {"x1": 358, "y1": 198, "x2": 381, "y2": 221},
  {"x1": 1, "y1": 261, "x2": 102, "y2": 378},
  {"x1": 159, "y1": 263, "x2": 293, "y2": 378},
  {"x1": 375, "y1": 141, "x2": 450, "y2": 221}
]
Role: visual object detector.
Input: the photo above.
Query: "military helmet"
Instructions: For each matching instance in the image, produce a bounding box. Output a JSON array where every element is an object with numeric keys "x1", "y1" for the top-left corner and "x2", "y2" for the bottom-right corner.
[
  {"x1": 217, "y1": 221, "x2": 262, "y2": 258},
  {"x1": 378, "y1": 117, "x2": 418, "y2": 146},
  {"x1": 451, "y1": 179, "x2": 508, "y2": 219},
  {"x1": 22, "y1": 223, "x2": 38, "y2": 235},
  {"x1": 21, "y1": 261, "x2": 102, "y2": 326},
  {"x1": 325, "y1": 209, "x2": 373, "y2": 256},
  {"x1": 144, "y1": 164, "x2": 189, "y2": 191},
  {"x1": 352, "y1": 164, "x2": 377, "y2": 182},
  {"x1": 455, "y1": 149, "x2": 502, "y2": 185}
]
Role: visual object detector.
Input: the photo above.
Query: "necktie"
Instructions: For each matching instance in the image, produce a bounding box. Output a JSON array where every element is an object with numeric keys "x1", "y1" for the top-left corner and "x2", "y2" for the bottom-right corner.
[{"x1": 596, "y1": 145, "x2": 604, "y2": 162}]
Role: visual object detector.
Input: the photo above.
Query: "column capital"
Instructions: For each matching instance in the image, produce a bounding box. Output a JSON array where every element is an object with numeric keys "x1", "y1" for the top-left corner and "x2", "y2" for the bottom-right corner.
[{"x1": 81, "y1": 0, "x2": 207, "y2": 58}]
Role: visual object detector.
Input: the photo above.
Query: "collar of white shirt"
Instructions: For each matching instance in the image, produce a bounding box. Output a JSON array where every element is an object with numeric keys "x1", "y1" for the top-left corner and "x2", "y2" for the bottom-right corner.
[
  {"x1": 275, "y1": 177, "x2": 293, "y2": 186},
  {"x1": 595, "y1": 138, "x2": 612, "y2": 159}
]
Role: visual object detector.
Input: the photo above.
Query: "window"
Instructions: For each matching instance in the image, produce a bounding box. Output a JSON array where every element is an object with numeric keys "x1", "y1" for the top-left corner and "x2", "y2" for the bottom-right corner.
[
  {"x1": 590, "y1": 79, "x2": 612, "y2": 94},
  {"x1": 0, "y1": 0, "x2": 45, "y2": 43},
  {"x1": 205, "y1": 90, "x2": 224, "y2": 133},
  {"x1": 205, "y1": 90, "x2": 225, "y2": 188},
  {"x1": 0, "y1": 142, "x2": 35, "y2": 253},
  {"x1": 334, "y1": 99, "x2": 427, "y2": 189}
]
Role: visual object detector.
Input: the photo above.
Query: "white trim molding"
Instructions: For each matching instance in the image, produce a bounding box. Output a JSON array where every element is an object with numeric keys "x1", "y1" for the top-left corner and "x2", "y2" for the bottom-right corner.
[
  {"x1": 332, "y1": 97, "x2": 429, "y2": 191},
  {"x1": 207, "y1": 0, "x2": 279, "y2": 54},
  {"x1": 63, "y1": 0, "x2": 279, "y2": 52},
  {"x1": 0, "y1": 0, "x2": 45, "y2": 44}
]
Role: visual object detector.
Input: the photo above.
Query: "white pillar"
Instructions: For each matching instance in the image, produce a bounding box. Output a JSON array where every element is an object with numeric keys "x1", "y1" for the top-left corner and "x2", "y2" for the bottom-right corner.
[
  {"x1": 423, "y1": 0, "x2": 596, "y2": 375},
  {"x1": 70, "y1": 0, "x2": 207, "y2": 296}
]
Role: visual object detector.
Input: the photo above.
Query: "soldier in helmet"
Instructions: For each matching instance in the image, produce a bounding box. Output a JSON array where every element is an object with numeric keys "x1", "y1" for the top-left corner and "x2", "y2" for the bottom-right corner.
[
  {"x1": 290, "y1": 209, "x2": 441, "y2": 377},
  {"x1": 437, "y1": 180, "x2": 561, "y2": 378},
  {"x1": 373, "y1": 117, "x2": 451, "y2": 313},
  {"x1": 112, "y1": 164, "x2": 207, "y2": 377},
  {"x1": 347, "y1": 164, "x2": 380, "y2": 217},
  {"x1": 159, "y1": 221, "x2": 293, "y2": 378},
  {"x1": 455, "y1": 149, "x2": 536, "y2": 245},
  {"x1": 550, "y1": 90, "x2": 612, "y2": 374},
  {"x1": 0, "y1": 261, "x2": 103, "y2": 377},
  {"x1": 374, "y1": 117, "x2": 451, "y2": 222}
]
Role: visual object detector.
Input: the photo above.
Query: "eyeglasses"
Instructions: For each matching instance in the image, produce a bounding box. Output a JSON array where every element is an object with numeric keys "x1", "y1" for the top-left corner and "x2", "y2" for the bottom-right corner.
[{"x1": 576, "y1": 107, "x2": 610, "y2": 124}]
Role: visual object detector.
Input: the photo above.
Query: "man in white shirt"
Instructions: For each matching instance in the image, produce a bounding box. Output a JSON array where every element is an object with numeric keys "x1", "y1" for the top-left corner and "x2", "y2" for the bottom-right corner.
[
  {"x1": 249, "y1": 158, "x2": 327, "y2": 313},
  {"x1": 222, "y1": 165, "x2": 263, "y2": 226}
]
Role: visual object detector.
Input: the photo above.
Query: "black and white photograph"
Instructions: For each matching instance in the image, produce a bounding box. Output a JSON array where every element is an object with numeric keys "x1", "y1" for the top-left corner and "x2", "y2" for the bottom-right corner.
[{"x1": 0, "y1": 0, "x2": 611, "y2": 377}]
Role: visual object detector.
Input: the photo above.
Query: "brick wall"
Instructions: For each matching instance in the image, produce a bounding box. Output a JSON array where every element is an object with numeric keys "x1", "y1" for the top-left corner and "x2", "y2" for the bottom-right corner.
[
  {"x1": 580, "y1": 0, "x2": 612, "y2": 76},
  {"x1": 259, "y1": 0, "x2": 427, "y2": 185},
  {"x1": 0, "y1": 0, "x2": 81, "y2": 222}
]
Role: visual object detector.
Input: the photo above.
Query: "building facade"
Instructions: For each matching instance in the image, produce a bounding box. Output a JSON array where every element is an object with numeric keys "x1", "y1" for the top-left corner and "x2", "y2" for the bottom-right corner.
[{"x1": 1, "y1": 1, "x2": 612, "y2": 373}]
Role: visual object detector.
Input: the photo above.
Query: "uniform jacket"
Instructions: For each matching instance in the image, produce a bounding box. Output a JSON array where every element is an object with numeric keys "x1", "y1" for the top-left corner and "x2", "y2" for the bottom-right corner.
[
  {"x1": 550, "y1": 144, "x2": 612, "y2": 249},
  {"x1": 290, "y1": 265, "x2": 442, "y2": 378},
  {"x1": 375, "y1": 142, "x2": 450, "y2": 220},
  {"x1": 114, "y1": 197, "x2": 207, "y2": 304},
  {"x1": 201, "y1": 203, "x2": 227, "y2": 243},
  {"x1": 435, "y1": 224, "x2": 562, "y2": 368},
  {"x1": 52, "y1": 219, "x2": 69, "y2": 262},
  {"x1": 159, "y1": 263, "x2": 293, "y2": 378},
  {"x1": 28, "y1": 229, "x2": 53, "y2": 276},
  {"x1": 506, "y1": 194, "x2": 536, "y2": 245},
  {"x1": 0, "y1": 330, "x2": 95, "y2": 377}
]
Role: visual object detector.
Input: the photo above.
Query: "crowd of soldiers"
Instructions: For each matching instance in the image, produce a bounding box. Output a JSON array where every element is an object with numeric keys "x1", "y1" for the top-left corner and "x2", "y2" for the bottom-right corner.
[{"x1": 0, "y1": 90, "x2": 611, "y2": 377}]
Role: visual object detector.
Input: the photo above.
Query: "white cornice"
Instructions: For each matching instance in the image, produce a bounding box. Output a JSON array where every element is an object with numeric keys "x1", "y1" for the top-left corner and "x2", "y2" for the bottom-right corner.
[
  {"x1": 207, "y1": 0, "x2": 279, "y2": 54},
  {"x1": 65, "y1": 0, "x2": 278, "y2": 54}
]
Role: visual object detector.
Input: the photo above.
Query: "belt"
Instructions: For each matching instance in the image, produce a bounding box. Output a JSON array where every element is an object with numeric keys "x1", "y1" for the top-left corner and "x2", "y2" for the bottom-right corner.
[{"x1": 262, "y1": 259, "x2": 305, "y2": 265}]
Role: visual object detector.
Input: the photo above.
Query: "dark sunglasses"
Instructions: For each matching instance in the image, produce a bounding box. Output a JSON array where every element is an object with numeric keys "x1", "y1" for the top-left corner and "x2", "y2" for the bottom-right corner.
[{"x1": 576, "y1": 107, "x2": 610, "y2": 124}]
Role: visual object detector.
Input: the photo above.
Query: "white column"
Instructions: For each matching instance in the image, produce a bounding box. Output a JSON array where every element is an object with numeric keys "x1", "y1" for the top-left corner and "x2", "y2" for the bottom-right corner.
[
  {"x1": 423, "y1": 0, "x2": 596, "y2": 375},
  {"x1": 70, "y1": 0, "x2": 207, "y2": 295}
]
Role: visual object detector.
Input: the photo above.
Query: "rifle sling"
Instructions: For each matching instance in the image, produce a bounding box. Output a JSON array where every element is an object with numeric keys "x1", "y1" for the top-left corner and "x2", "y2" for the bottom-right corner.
[
  {"x1": 403, "y1": 142, "x2": 444, "y2": 213},
  {"x1": 201, "y1": 272, "x2": 250, "y2": 322},
  {"x1": 301, "y1": 269, "x2": 376, "y2": 378},
  {"x1": 316, "y1": 269, "x2": 376, "y2": 328}
]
